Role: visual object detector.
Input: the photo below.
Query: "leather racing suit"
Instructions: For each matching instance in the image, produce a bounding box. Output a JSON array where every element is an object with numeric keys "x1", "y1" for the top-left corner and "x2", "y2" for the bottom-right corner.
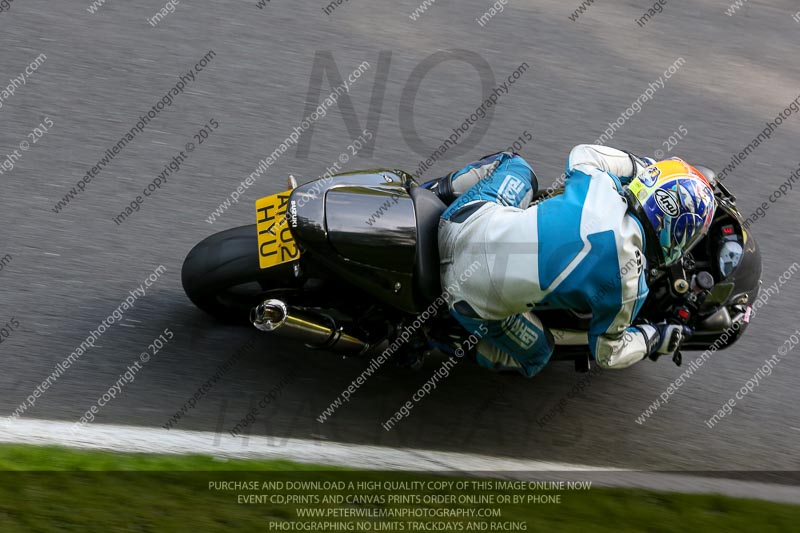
[{"x1": 437, "y1": 144, "x2": 655, "y2": 377}]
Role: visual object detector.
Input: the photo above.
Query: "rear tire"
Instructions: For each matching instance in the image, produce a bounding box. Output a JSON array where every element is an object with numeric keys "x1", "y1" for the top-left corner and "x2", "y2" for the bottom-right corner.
[{"x1": 181, "y1": 225, "x2": 295, "y2": 324}]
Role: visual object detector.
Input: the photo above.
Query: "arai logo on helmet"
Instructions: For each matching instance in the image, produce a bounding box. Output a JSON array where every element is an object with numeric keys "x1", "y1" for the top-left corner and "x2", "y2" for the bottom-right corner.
[{"x1": 654, "y1": 188, "x2": 680, "y2": 217}]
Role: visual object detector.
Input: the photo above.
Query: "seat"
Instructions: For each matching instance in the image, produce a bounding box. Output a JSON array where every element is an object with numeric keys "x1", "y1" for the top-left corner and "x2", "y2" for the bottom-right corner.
[{"x1": 410, "y1": 186, "x2": 446, "y2": 304}]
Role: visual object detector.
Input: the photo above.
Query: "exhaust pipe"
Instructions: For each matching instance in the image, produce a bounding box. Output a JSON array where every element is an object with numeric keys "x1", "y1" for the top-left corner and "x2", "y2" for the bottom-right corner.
[{"x1": 250, "y1": 299, "x2": 369, "y2": 355}]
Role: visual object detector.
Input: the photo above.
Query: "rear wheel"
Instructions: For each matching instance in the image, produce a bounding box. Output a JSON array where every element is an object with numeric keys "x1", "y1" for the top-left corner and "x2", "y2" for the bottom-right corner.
[{"x1": 181, "y1": 225, "x2": 296, "y2": 324}]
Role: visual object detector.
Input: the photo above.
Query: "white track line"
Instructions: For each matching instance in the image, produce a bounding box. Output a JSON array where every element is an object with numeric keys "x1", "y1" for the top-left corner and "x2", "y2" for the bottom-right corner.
[
  {"x1": 0, "y1": 418, "x2": 603, "y2": 470},
  {"x1": 2, "y1": 418, "x2": 799, "y2": 504}
]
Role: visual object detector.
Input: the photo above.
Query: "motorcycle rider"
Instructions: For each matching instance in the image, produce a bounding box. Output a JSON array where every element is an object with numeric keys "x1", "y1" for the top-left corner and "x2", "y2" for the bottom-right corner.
[{"x1": 429, "y1": 144, "x2": 716, "y2": 377}]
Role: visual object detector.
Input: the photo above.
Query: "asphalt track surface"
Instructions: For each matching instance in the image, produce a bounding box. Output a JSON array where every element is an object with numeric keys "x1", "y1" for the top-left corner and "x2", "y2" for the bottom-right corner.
[{"x1": 0, "y1": 0, "x2": 798, "y2": 474}]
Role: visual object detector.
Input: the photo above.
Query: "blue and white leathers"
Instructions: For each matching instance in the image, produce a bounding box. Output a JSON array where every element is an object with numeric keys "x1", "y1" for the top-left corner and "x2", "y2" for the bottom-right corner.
[{"x1": 438, "y1": 145, "x2": 652, "y2": 376}]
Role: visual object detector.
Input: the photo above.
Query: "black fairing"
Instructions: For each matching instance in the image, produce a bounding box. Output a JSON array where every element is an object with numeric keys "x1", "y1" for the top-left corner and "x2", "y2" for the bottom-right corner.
[
  {"x1": 682, "y1": 195, "x2": 762, "y2": 350},
  {"x1": 289, "y1": 170, "x2": 442, "y2": 313},
  {"x1": 326, "y1": 188, "x2": 416, "y2": 271}
]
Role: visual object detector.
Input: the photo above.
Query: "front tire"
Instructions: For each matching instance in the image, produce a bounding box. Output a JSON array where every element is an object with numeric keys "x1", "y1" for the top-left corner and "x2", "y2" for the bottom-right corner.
[{"x1": 181, "y1": 225, "x2": 294, "y2": 324}]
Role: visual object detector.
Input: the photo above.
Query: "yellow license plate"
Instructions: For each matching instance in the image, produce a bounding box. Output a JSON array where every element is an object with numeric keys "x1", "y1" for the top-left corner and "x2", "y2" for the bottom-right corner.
[{"x1": 255, "y1": 190, "x2": 300, "y2": 269}]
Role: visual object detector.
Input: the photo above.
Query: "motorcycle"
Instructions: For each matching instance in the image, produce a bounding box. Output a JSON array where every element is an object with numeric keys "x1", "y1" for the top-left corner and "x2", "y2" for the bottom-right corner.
[{"x1": 181, "y1": 165, "x2": 761, "y2": 372}]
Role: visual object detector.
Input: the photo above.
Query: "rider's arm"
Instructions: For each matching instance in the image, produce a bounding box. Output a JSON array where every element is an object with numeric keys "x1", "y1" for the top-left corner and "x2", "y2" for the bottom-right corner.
[
  {"x1": 590, "y1": 326, "x2": 651, "y2": 369},
  {"x1": 567, "y1": 144, "x2": 659, "y2": 367},
  {"x1": 567, "y1": 144, "x2": 642, "y2": 185},
  {"x1": 587, "y1": 268, "x2": 652, "y2": 369},
  {"x1": 591, "y1": 321, "x2": 686, "y2": 368}
]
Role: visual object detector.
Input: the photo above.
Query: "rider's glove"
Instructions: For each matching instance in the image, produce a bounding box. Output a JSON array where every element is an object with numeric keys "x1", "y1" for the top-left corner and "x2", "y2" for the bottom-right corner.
[
  {"x1": 621, "y1": 151, "x2": 656, "y2": 185},
  {"x1": 631, "y1": 155, "x2": 656, "y2": 179},
  {"x1": 638, "y1": 322, "x2": 691, "y2": 360},
  {"x1": 422, "y1": 174, "x2": 457, "y2": 205}
]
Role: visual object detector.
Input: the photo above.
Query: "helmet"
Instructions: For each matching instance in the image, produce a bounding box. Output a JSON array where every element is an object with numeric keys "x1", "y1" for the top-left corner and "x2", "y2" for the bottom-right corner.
[{"x1": 627, "y1": 158, "x2": 716, "y2": 268}]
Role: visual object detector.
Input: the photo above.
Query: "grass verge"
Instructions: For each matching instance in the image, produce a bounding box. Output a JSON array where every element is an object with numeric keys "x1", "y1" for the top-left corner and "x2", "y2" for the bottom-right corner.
[{"x1": 0, "y1": 444, "x2": 797, "y2": 532}]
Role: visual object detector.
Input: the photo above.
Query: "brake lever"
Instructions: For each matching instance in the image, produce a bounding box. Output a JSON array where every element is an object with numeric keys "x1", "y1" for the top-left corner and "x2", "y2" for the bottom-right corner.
[
  {"x1": 670, "y1": 325, "x2": 694, "y2": 367},
  {"x1": 666, "y1": 325, "x2": 684, "y2": 366}
]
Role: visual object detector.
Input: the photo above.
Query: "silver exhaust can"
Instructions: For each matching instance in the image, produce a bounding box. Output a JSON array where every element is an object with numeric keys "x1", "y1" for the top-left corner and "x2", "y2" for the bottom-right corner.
[{"x1": 250, "y1": 299, "x2": 369, "y2": 355}]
